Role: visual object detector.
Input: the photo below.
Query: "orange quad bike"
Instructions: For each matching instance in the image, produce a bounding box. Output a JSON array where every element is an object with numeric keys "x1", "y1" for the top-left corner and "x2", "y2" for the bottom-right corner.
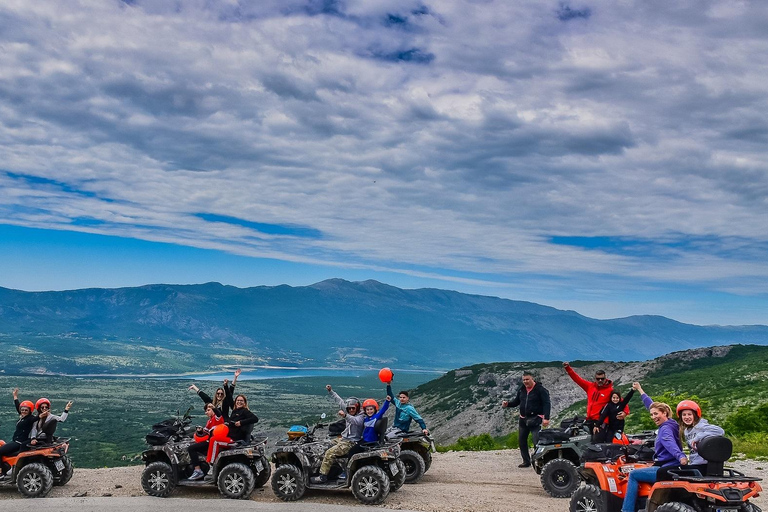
[
  {"x1": 0, "y1": 436, "x2": 73, "y2": 498},
  {"x1": 570, "y1": 436, "x2": 762, "y2": 512}
]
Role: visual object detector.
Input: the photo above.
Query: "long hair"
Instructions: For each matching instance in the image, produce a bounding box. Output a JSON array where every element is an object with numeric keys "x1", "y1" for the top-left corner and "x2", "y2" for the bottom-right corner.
[
  {"x1": 212, "y1": 387, "x2": 226, "y2": 408},
  {"x1": 649, "y1": 401, "x2": 673, "y2": 419},
  {"x1": 678, "y1": 410, "x2": 701, "y2": 446}
]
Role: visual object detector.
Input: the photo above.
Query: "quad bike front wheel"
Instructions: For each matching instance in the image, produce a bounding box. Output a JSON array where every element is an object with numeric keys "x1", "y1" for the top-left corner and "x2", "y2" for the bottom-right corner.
[
  {"x1": 541, "y1": 458, "x2": 580, "y2": 498},
  {"x1": 52, "y1": 455, "x2": 74, "y2": 486},
  {"x1": 390, "y1": 459, "x2": 406, "y2": 491},
  {"x1": 141, "y1": 461, "x2": 176, "y2": 498},
  {"x1": 17, "y1": 462, "x2": 54, "y2": 498},
  {"x1": 217, "y1": 462, "x2": 256, "y2": 499},
  {"x1": 351, "y1": 465, "x2": 390, "y2": 505},
  {"x1": 271, "y1": 464, "x2": 306, "y2": 501},
  {"x1": 569, "y1": 484, "x2": 605, "y2": 512},
  {"x1": 400, "y1": 449, "x2": 426, "y2": 484}
]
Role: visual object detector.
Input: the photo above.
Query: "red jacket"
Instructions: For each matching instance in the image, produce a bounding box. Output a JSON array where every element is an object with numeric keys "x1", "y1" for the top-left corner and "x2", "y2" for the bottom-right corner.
[{"x1": 564, "y1": 365, "x2": 629, "y2": 421}]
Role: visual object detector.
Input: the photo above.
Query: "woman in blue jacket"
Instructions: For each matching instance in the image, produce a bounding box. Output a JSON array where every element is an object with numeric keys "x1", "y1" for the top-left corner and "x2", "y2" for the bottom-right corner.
[{"x1": 621, "y1": 382, "x2": 688, "y2": 512}]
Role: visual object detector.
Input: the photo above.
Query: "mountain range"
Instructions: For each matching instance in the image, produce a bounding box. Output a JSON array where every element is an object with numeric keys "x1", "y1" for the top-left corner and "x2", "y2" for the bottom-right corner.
[{"x1": 1, "y1": 279, "x2": 768, "y2": 374}]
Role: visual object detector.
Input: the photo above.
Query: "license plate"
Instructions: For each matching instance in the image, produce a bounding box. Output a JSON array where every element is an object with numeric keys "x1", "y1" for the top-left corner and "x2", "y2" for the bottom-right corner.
[
  {"x1": 255, "y1": 460, "x2": 264, "y2": 472},
  {"x1": 54, "y1": 460, "x2": 65, "y2": 471},
  {"x1": 390, "y1": 462, "x2": 399, "y2": 476}
]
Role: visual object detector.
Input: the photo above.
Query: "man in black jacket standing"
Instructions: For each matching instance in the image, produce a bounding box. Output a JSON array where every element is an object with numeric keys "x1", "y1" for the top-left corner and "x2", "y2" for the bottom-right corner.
[{"x1": 502, "y1": 372, "x2": 551, "y2": 468}]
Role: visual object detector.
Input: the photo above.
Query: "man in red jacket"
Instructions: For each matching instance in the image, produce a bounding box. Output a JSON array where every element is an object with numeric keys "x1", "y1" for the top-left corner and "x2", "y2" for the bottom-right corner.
[{"x1": 562, "y1": 362, "x2": 628, "y2": 439}]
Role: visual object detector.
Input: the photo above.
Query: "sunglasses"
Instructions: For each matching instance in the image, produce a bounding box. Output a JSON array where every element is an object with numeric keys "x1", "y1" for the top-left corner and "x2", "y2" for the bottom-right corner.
[
  {"x1": 39, "y1": 405, "x2": 50, "y2": 410},
  {"x1": 595, "y1": 377, "x2": 606, "y2": 381}
]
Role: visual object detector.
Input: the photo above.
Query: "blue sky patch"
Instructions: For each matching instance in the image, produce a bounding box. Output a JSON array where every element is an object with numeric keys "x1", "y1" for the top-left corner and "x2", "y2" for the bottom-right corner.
[{"x1": 195, "y1": 213, "x2": 323, "y2": 239}]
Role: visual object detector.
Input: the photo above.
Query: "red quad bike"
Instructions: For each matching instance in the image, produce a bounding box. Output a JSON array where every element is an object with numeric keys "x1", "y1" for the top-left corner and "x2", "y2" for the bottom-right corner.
[
  {"x1": 0, "y1": 437, "x2": 74, "y2": 498},
  {"x1": 570, "y1": 436, "x2": 762, "y2": 512}
]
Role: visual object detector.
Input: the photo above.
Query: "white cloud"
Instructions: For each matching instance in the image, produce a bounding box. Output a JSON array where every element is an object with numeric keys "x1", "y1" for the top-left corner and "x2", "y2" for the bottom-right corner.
[{"x1": 1, "y1": 0, "x2": 768, "y2": 299}]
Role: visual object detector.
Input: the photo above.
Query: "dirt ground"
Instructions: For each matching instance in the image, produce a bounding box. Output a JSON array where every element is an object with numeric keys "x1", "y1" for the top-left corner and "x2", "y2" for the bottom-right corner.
[{"x1": 1, "y1": 451, "x2": 766, "y2": 512}]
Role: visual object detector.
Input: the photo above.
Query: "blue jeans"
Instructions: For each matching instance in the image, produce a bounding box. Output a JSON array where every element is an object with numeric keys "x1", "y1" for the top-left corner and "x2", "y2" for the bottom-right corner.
[{"x1": 621, "y1": 466, "x2": 659, "y2": 512}]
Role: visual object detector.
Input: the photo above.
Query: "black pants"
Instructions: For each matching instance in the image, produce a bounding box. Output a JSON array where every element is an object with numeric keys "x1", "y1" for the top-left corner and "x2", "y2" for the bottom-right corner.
[
  {"x1": 518, "y1": 418, "x2": 541, "y2": 465},
  {"x1": 0, "y1": 441, "x2": 23, "y2": 473},
  {"x1": 188, "y1": 441, "x2": 209, "y2": 467}
]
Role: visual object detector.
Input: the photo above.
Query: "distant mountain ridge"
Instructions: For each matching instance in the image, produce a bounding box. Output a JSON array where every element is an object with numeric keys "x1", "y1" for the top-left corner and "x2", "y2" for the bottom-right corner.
[{"x1": 1, "y1": 279, "x2": 768, "y2": 374}]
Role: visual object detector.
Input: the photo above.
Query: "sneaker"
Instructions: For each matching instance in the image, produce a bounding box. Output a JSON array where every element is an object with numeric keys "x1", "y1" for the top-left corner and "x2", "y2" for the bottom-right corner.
[
  {"x1": 518, "y1": 462, "x2": 531, "y2": 468},
  {"x1": 337, "y1": 472, "x2": 347, "y2": 480},
  {"x1": 310, "y1": 474, "x2": 328, "y2": 484},
  {"x1": 188, "y1": 469, "x2": 204, "y2": 480}
]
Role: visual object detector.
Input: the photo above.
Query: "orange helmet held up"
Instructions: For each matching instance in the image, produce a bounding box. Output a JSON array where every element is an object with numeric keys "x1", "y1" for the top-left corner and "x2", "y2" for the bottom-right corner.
[
  {"x1": 19, "y1": 400, "x2": 34, "y2": 411},
  {"x1": 362, "y1": 399, "x2": 379, "y2": 412},
  {"x1": 676, "y1": 400, "x2": 701, "y2": 418},
  {"x1": 35, "y1": 398, "x2": 51, "y2": 411},
  {"x1": 378, "y1": 367, "x2": 393, "y2": 384}
]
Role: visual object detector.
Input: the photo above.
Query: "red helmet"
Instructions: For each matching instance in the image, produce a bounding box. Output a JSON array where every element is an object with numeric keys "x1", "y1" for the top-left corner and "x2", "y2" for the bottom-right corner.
[
  {"x1": 19, "y1": 400, "x2": 34, "y2": 412},
  {"x1": 362, "y1": 399, "x2": 379, "y2": 412},
  {"x1": 676, "y1": 400, "x2": 701, "y2": 418},
  {"x1": 36, "y1": 398, "x2": 51, "y2": 411}
]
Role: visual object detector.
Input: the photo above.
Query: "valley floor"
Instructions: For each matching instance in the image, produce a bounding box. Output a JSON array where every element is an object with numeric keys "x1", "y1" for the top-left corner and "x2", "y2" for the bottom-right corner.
[{"x1": 1, "y1": 451, "x2": 766, "y2": 511}]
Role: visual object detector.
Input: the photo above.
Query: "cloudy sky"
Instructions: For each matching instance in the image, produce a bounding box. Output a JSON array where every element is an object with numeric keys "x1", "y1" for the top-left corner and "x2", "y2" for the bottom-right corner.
[{"x1": 2, "y1": 0, "x2": 768, "y2": 325}]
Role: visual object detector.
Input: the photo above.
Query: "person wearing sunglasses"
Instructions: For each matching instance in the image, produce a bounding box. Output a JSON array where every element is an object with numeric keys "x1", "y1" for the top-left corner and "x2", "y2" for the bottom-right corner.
[
  {"x1": 188, "y1": 368, "x2": 242, "y2": 421},
  {"x1": 226, "y1": 394, "x2": 258, "y2": 442},
  {"x1": 0, "y1": 388, "x2": 39, "y2": 479},
  {"x1": 29, "y1": 398, "x2": 73, "y2": 446},
  {"x1": 563, "y1": 362, "x2": 629, "y2": 439}
]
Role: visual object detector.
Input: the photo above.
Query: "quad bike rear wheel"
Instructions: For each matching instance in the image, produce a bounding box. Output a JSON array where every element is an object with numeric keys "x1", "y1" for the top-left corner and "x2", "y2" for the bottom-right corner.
[
  {"x1": 217, "y1": 462, "x2": 255, "y2": 499},
  {"x1": 141, "y1": 461, "x2": 176, "y2": 498},
  {"x1": 400, "y1": 449, "x2": 426, "y2": 484},
  {"x1": 252, "y1": 456, "x2": 272, "y2": 488},
  {"x1": 390, "y1": 459, "x2": 406, "y2": 491},
  {"x1": 655, "y1": 503, "x2": 696, "y2": 512},
  {"x1": 351, "y1": 465, "x2": 390, "y2": 505},
  {"x1": 569, "y1": 484, "x2": 605, "y2": 512},
  {"x1": 271, "y1": 464, "x2": 306, "y2": 501},
  {"x1": 17, "y1": 462, "x2": 54, "y2": 498},
  {"x1": 541, "y1": 458, "x2": 580, "y2": 498},
  {"x1": 52, "y1": 455, "x2": 74, "y2": 486}
]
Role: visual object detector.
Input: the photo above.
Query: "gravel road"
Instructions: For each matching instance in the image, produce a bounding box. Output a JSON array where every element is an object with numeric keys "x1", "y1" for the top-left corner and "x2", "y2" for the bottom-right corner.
[{"x1": 0, "y1": 451, "x2": 765, "y2": 512}]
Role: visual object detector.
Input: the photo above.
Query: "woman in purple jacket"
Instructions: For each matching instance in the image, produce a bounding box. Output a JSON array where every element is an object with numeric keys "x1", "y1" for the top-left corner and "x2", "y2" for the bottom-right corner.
[{"x1": 620, "y1": 382, "x2": 688, "y2": 512}]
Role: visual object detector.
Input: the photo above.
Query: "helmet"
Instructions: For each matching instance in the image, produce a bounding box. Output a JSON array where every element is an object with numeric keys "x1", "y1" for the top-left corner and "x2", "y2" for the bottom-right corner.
[
  {"x1": 345, "y1": 397, "x2": 361, "y2": 411},
  {"x1": 362, "y1": 399, "x2": 379, "y2": 412},
  {"x1": 36, "y1": 398, "x2": 51, "y2": 411},
  {"x1": 676, "y1": 400, "x2": 701, "y2": 418},
  {"x1": 19, "y1": 400, "x2": 34, "y2": 412}
]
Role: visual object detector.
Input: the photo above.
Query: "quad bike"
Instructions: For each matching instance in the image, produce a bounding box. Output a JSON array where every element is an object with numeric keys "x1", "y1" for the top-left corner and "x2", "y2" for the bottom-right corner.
[
  {"x1": 270, "y1": 414, "x2": 404, "y2": 505},
  {"x1": 386, "y1": 428, "x2": 436, "y2": 483},
  {"x1": 140, "y1": 407, "x2": 271, "y2": 499},
  {"x1": 532, "y1": 416, "x2": 595, "y2": 498},
  {"x1": 0, "y1": 433, "x2": 73, "y2": 498},
  {"x1": 533, "y1": 415, "x2": 655, "y2": 498},
  {"x1": 570, "y1": 435, "x2": 762, "y2": 512}
]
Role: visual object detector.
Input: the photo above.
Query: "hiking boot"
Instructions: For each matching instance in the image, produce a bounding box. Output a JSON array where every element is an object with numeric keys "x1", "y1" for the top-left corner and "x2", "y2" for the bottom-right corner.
[
  {"x1": 188, "y1": 468, "x2": 204, "y2": 480},
  {"x1": 310, "y1": 474, "x2": 328, "y2": 484},
  {"x1": 518, "y1": 462, "x2": 531, "y2": 468}
]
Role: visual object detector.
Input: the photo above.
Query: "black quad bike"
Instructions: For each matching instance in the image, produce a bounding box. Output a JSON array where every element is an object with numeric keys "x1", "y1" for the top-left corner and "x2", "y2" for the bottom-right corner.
[
  {"x1": 140, "y1": 407, "x2": 271, "y2": 500},
  {"x1": 386, "y1": 429, "x2": 436, "y2": 483},
  {"x1": 0, "y1": 434, "x2": 73, "y2": 498},
  {"x1": 532, "y1": 416, "x2": 595, "y2": 498},
  {"x1": 270, "y1": 415, "x2": 405, "y2": 505}
]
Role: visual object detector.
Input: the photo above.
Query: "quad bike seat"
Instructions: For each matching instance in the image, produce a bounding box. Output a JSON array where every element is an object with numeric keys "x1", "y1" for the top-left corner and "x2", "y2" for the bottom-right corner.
[{"x1": 665, "y1": 436, "x2": 762, "y2": 483}]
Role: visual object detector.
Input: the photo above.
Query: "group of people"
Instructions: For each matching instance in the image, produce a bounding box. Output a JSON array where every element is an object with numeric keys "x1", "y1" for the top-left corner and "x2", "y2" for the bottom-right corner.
[
  {"x1": 310, "y1": 376, "x2": 429, "y2": 484},
  {"x1": 502, "y1": 363, "x2": 725, "y2": 512},
  {"x1": 185, "y1": 369, "x2": 258, "y2": 480},
  {"x1": 0, "y1": 388, "x2": 73, "y2": 479}
]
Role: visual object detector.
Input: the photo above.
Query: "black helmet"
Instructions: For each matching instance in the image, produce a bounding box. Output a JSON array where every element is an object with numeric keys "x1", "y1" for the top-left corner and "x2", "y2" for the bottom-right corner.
[{"x1": 345, "y1": 397, "x2": 361, "y2": 411}]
